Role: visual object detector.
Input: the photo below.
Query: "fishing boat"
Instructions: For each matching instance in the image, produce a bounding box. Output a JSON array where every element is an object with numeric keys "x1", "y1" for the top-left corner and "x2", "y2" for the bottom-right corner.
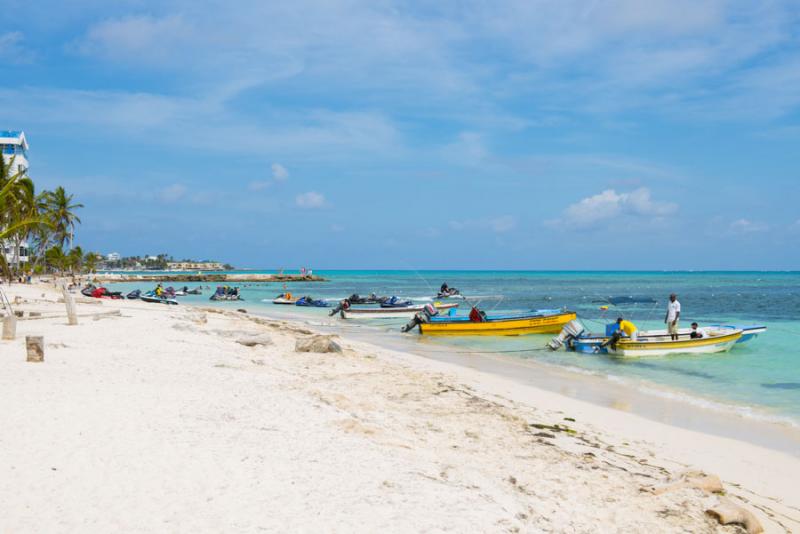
[
  {"x1": 272, "y1": 292, "x2": 297, "y2": 305},
  {"x1": 549, "y1": 322, "x2": 766, "y2": 354},
  {"x1": 404, "y1": 307, "x2": 577, "y2": 336},
  {"x1": 605, "y1": 328, "x2": 742, "y2": 357},
  {"x1": 341, "y1": 302, "x2": 459, "y2": 319}
]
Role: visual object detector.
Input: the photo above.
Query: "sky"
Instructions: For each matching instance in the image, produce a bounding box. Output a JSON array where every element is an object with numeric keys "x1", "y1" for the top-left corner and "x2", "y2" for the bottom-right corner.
[{"x1": 2, "y1": 0, "x2": 799, "y2": 270}]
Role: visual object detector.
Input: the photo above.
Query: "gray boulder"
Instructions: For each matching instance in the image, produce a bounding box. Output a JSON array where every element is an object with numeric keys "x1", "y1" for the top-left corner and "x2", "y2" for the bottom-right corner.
[{"x1": 295, "y1": 335, "x2": 342, "y2": 353}]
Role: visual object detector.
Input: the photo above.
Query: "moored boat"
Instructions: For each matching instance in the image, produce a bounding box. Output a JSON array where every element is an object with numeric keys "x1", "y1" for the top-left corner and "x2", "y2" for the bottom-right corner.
[
  {"x1": 551, "y1": 323, "x2": 766, "y2": 354},
  {"x1": 341, "y1": 302, "x2": 459, "y2": 319},
  {"x1": 405, "y1": 307, "x2": 576, "y2": 336},
  {"x1": 606, "y1": 328, "x2": 742, "y2": 357}
]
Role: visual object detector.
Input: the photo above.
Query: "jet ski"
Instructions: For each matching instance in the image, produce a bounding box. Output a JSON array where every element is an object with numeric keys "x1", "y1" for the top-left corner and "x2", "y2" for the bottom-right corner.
[
  {"x1": 126, "y1": 289, "x2": 141, "y2": 299},
  {"x1": 210, "y1": 286, "x2": 243, "y2": 301},
  {"x1": 380, "y1": 296, "x2": 414, "y2": 308},
  {"x1": 347, "y1": 293, "x2": 387, "y2": 304},
  {"x1": 436, "y1": 288, "x2": 463, "y2": 299},
  {"x1": 90, "y1": 287, "x2": 124, "y2": 299},
  {"x1": 272, "y1": 292, "x2": 297, "y2": 304},
  {"x1": 140, "y1": 291, "x2": 178, "y2": 305},
  {"x1": 81, "y1": 285, "x2": 96, "y2": 297},
  {"x1": 295, "y1": 296, "x2": 330, "y2": 307}
]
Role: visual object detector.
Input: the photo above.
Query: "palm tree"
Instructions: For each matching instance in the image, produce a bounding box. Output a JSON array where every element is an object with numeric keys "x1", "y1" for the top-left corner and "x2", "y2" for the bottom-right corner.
[
  {"x1": 84, "y1": 251, "x2": 98, "y2": 273},
  {"x1": 42, "y1": 186, "x2": 83, "y2": 250},
  {"x1": 68, "y1": 246, "x2": 83, "y2": 273},
  {"x1": 0, "y1": 161, "x2": 49, "y2": 279},
  {"x1": 45, "y1": 246, "x2": 68, "y2": 274}
]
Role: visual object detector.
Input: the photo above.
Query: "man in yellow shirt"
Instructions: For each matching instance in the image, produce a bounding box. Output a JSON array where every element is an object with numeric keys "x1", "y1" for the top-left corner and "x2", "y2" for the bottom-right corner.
[{"x1": 616, "y1": 317, "x2": 638, "y2": 340}]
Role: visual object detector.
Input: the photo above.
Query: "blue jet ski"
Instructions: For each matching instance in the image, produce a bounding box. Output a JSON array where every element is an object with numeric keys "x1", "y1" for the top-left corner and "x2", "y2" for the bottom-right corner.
[
  {"x1": 295, "y1": 296, "x2": 330, "y2": 307},
  {"x1": 380, "y1": 296, "x2": 413, "y2": 308}
]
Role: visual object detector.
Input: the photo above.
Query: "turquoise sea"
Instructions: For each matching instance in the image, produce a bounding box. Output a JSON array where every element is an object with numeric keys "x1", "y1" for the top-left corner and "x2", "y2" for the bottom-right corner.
[{"x1": 108, "y1": 270, "x2": 800, "y2": 428}]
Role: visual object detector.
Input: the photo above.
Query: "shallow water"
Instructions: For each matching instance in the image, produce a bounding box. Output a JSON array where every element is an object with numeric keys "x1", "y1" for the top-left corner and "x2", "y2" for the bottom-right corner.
[{"x1": 107, "y1": 270, "x2": 800, "y2": 427}]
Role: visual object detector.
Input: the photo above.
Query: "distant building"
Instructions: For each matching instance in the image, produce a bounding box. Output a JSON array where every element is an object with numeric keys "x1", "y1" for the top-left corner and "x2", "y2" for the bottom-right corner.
[
  {"x1": 106, "y1": 252, "x2": 121, "y2": 262},
  {"x1": 1, "y1": 130, "x2": 29, "y2": 176},
  {"x1": 2, "y1": 130, "x2": 30, "y2": 268},
  {"x1": 167, "y1": 261, "x2": 225, "y2": 271},
  {"x1": 3, "y1": 242, "x2": 29, "y2": 267}
]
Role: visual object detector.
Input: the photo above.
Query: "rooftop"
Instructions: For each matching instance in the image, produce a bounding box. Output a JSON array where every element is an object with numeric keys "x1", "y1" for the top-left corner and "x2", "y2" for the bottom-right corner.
[{"x1": 0, "y1": 131, "x2": 28, "y2": 150}]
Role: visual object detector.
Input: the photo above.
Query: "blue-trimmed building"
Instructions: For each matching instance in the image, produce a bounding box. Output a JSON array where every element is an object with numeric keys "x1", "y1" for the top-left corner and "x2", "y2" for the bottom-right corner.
[
  {"x1": 1, "y1": 130, "x2": 29, "y2": 176},
  {"x1": 2, "y1": 130, "x2": 30, "y2": 267}
]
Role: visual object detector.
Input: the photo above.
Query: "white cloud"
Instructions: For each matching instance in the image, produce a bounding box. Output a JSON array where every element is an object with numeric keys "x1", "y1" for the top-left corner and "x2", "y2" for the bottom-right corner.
[
  {"x1": 295, "y1": 191, "x2": 326, "y2": 208},
  {"x1": 157, "y1": 183, "x2": 187, "y2": 203},
  {"x1": 76, "y1": 15, "x2": 193, "y2": 66},
  {"x1": 271, "y1": 163, "x2": 289, "y2": 181},
  {"x1": 730, "y1": 218, "x2": 769, "y2": 233},
  {"x1": 550, "y1": 187, "x2": 677, "y2": 228}
]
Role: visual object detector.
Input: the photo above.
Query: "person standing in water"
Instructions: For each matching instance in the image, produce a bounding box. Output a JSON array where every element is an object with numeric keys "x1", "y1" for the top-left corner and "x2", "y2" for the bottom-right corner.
[{"x1": 665, "y1": 293, "x2": 681, "y2": 340}]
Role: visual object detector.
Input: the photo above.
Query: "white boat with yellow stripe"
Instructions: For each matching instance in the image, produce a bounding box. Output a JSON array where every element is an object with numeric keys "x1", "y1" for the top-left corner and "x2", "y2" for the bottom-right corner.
[{"x1": 606, "y1": 327, "x2": 743, "y2": 357}]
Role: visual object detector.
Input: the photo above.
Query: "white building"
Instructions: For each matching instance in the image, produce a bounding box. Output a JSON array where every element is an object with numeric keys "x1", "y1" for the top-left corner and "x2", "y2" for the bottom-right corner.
[
  {"x1": 1, "y1": 130, "x2": 29, "y2": 177},
  {"x1": 2, "y1": 130, "x2": 30, "y2": 267},
  {"x1": 106, "y1": 252, "x2": 121, "y2": 262}
]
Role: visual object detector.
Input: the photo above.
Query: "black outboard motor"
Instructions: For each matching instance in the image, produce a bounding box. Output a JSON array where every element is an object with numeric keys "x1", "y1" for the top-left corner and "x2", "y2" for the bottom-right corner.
[{"x1": 401, "y1": 303, "x2": 439, "y2": 333}]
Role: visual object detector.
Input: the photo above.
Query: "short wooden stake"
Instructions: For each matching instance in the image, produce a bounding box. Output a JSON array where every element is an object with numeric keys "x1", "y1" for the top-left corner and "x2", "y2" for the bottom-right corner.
[
  {"x1": 62, "y1": 285, "x2": 78, "y2": 326},
  {"x1": 26, "y1": 336, "x2": 44, "y2": 362},
  {"x1": 2, "y1": 315, "x2": 16, "y2": 340}
]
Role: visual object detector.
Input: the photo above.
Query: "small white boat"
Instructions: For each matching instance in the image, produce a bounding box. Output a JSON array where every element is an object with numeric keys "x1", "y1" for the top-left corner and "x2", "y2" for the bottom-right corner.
[
  {"x1": 341, "y1": 302, "x2": 459, "y2": 319},
  {"x1": 606, "y1": 327, "x2": 742, "y2": 357}
]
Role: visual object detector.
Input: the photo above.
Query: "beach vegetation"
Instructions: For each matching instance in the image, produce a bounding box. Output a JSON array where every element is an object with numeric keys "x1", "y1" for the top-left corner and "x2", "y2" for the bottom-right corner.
[{"x1": 1, "y1": 155, "x2": 86, "y2": 278}]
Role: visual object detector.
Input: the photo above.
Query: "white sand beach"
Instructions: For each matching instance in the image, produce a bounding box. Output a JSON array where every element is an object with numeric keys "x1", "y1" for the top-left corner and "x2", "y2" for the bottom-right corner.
[{"x1": 1, "y1": 281, "x2": 798, "y2": 533}]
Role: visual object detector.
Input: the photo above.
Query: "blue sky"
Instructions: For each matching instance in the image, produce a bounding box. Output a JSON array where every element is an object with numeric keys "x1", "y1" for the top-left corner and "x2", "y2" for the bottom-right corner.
[{"x1": 2, "y1": 0, "x2": 799, "y2": 269}]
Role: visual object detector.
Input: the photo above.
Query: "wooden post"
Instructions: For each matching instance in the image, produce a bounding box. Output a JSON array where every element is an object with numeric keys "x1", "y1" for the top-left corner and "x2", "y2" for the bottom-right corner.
[
  {"x1": 2, "y1": 315, "x2": 16, "y2": 340},
  {"x1": 26, "y1": 336, "x2": 44, "y2": 362},
  {"x1": 62, "y1": 284, "x2": 78, "y2": 326}
]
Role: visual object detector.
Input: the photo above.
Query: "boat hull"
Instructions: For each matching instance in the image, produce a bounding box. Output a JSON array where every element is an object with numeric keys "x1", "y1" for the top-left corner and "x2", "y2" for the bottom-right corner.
[
  {"x1": 607, "y1": 330, "x2": 742, "y2": 357},
  {"x1": 342, "y1": 302, "x2": 458, "y2": 319},
  {"x1": 272, "y1": 298, "x2": 297, "y2": 305},
  {"x1": 420, "y1": 311, "x2": 576, "y2": 336}
]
